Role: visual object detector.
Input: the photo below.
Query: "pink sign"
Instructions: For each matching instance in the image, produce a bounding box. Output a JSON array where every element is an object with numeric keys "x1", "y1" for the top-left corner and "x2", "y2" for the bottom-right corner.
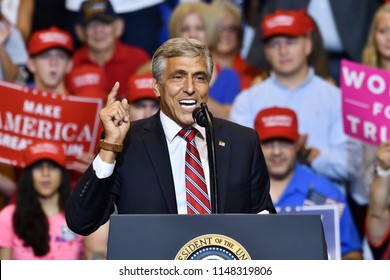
[
  {"x1": 341, "y1": 60, "x2": 390, "y2": 146},
  {"x1": 0, "y1": 81, "x2": 103, "y2": 168}
]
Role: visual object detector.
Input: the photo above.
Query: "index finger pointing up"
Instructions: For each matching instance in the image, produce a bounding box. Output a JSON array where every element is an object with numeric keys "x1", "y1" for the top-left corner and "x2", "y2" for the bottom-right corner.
[{"x1": 106, "y1": 82, "x2": 120, "y2": 106}]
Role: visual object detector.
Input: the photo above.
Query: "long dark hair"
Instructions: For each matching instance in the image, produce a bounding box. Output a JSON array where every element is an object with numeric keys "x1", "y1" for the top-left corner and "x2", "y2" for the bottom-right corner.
[
  {"x1": 307, "y1": 18, "x2": 331, "y2": 80},
  {"x1": 12, "y1": 161, "x2": 71, "y2": 256}
]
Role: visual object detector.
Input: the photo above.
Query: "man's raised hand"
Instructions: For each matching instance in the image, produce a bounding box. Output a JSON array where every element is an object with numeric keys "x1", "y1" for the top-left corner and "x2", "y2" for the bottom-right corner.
[{"x1": 99, "y1": 82, "x2": 130, "y2": 145}]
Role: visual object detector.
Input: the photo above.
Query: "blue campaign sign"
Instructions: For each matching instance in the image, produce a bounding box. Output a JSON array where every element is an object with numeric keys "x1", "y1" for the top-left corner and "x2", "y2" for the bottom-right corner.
[{"x1": 276, "y1": 205, "x2": 341, "y2": 260}]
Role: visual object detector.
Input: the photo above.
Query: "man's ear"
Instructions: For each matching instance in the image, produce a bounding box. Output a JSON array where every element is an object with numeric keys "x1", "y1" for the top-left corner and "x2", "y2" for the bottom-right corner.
[
  {"x1": 26, "y1": 58, "x2": 36, "y2": 74},
  {"x1": 65, "y1": 59, "x2": 73, "y2": 74},
  {"x1": 296, "y1": 134, "x2": 307, "y2": 153},
  {"x1": 113, "y1": 18, "x2": 124, "y2": 38},
  {"x1": 75, "y1": 24, "x2": 85, "y2": 43},
  {"x1": 152, "y1": 78, "x2": 161, "y2": 98},
  {"x1": 305, "y1": 35, "x2": 313, "y2": 56}
]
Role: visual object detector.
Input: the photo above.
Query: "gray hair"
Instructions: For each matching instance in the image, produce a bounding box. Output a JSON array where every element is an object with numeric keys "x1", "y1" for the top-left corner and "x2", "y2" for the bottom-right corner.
[{"x1": 152, "y1": 37, "x2": 214, "y2": 84}]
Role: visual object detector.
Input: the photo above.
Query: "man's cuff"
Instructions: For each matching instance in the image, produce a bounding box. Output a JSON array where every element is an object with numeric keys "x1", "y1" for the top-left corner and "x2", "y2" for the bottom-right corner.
[{"x1": 92, "y1": 155, "x2": 115, "y2": 179}]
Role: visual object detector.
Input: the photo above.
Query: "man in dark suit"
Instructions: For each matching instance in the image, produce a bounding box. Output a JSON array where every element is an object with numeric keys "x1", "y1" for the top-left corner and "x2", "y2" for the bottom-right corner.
[{"x1": 65, "y1": 37, "x2": 275, "y2": 236}]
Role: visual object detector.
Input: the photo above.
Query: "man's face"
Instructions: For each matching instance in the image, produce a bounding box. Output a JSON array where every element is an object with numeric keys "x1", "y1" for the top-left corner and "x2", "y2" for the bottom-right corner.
[
  {"x1": 129, "y1": 99, "x2": 159, "y2": 121},
  {"x1": 29, "y1": 49, "x2": 72, "y2": 91},
  {"x1": 83, "y1": 20, "x2": 117, "y2": 53},
  {"x1": 261, "y1": 138, "x2": 298, "y2": 180},
  {"x1": 264, "y1": 36, "x2": 311, "y2": 77},
  {"x1": 153, "y1": 56, "x2": 209, "y2": 127}
]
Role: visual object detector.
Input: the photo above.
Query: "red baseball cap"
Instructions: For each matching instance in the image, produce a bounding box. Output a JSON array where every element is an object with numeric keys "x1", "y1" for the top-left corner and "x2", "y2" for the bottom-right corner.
[
  {"x1": 24, "y1": 141, "x2": 66, "y2": 168},
  {"x1": 126, "y1": 73, "x2": 158, "y2": 103},
  {"x1": 66, "y1": 65, "x2": 107, "y2": 101},
  {"x1": 261, "y1": 9, "x2": 314, "y2": 41},
  {"x1": 28, "y1": 26, "x2": 73, "y2": 56},
  {"x1": 254, "y1": 107, "x2": 299, "y2": 142}
]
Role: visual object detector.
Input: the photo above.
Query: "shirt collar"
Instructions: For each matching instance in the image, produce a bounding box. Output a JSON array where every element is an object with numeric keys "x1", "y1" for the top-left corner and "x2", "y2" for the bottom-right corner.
[
  {"x1": 275, "y1": 163, "x2": 309, "y2": 204},
  {"x1": 285, "y1": 164, "x2": 312, "y2": 195},
  {"x1": 270, "y1": 67, "x2": 315, "y2": 89},
  {"x1": 159, "y1": 111, "x2": 206, "y2": 143}
]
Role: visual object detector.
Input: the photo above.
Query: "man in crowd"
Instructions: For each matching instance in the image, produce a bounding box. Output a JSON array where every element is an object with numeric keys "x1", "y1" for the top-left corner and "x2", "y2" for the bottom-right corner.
[
  {"x1": 229, "y1": 9, "x2": 361, "y2": 188},
  {"x1": 255, "y1": 107, "x2": 362, "y2": 260},
  {"x1": 126, "y1": 73, "x2": 159, "y2": 121},
  {"x1": 73, "y1": 0, "x2": 150, "y2": 99}
]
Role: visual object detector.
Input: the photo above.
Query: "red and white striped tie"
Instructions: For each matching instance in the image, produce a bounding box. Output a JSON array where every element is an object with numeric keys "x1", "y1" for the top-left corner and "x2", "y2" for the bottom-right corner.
[{"x1": 179, "y1": 128, "x2": 211, "y2": 214}]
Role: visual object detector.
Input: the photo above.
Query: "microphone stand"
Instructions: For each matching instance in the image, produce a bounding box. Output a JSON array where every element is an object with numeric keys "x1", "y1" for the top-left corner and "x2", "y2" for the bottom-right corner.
[{"x1": 200, "y1": 103, "x2": 218, "y2": 213}]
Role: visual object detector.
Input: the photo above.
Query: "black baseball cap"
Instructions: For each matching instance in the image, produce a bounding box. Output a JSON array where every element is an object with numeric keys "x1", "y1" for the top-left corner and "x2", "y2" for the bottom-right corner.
[{"x1": 78, "y1": 0, "x2": 117, "y2": 25}]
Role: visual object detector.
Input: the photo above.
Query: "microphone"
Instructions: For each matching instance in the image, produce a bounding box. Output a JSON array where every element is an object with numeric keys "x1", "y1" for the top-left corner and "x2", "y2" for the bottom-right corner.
[
  {"x1": 192, "y1": 103, "x2": 218, "y2": 213},
  {"x1": 192, "y1": 104, "x2": 213, "y2": 127},
  {"x1": 192, "y1": 107, "x2": 208, "y2": 127}
]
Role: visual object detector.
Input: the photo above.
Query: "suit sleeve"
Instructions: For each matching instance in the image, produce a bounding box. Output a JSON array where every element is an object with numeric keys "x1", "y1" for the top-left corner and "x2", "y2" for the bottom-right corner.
[{"x1": 65, "y1": 165, "x2": 118, "y2": 236}]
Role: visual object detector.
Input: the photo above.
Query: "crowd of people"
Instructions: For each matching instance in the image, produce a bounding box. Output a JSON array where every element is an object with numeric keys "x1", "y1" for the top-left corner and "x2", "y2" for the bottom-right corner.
[{"x1": 0, "y1": 0, "x2": 389, "y2": 260}]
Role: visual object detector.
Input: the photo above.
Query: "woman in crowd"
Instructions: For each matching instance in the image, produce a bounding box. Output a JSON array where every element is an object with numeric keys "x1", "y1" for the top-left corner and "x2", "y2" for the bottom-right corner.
[
  {"x1": 210, "y1": 0, "x2": 261, "y2": 90},
  {"x1": 366, "y1": 142, "x2": 390, "y2": 260},
  {"x1": 360, "y1": 3, "x2": 390, "y2": 259},
  {"x1": 0, "y1": 141, "x2": 84, "y2": 259},
  {"x1": 169, "y1": 1, "x2": 240, "y2": 119}
]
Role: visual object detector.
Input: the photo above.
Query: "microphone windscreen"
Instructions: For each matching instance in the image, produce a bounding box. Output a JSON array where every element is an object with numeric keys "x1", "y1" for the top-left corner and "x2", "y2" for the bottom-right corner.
[{"x1": 192, "y1": 107, "x2": 207, "y2": 127}]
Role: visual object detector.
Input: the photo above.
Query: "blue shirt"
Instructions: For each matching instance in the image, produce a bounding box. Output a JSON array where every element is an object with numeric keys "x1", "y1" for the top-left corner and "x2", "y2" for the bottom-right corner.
[
  {"x1": 275, "y1": 164, "x2": 362, "y2": 256},
  {"x1": 209, "y1": 68, "x2": 240, "y2": 104},
  {"x1": 229, "y1": 68, "x2": 362, "y2": 183}
]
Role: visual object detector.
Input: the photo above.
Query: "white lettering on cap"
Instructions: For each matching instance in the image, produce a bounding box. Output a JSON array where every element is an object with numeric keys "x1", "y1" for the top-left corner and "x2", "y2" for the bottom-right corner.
[
  {"x1": 39, "y1": 32, "x2": 69, "y2": 45},
  {"x1": 262, "y1": 115, "x2": 292, "y2": 127},
  {"x1": 89, "y1": 3, "x2": 107, "y2": 12},
  {"x1": 74, "y1": 73, "x2": 101, "y2": 87},
  {"x1": 135, "y1": 78, "x2": 153, "y2": 90},
  {"x1": 266, "y1": 15, "x2": 294, "y2": 29},
  {"x1": 30, "y1": 143, "x2": 59, "y2": 155}
]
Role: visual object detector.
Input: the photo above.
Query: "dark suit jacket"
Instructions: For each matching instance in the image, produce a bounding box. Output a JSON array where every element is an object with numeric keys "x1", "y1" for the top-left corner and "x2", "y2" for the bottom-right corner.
[{"x1": 65, "y1": 113, "x2": 275, "y2": 235}]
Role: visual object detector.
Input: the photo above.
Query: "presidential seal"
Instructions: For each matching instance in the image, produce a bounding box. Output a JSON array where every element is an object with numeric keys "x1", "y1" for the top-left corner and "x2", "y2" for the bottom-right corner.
[{"x1": 175, "y1": 234, "x2": 251, "y2": 260}]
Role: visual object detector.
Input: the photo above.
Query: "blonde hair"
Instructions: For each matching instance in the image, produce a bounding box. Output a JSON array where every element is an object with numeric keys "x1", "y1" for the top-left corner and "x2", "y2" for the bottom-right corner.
[
  {"x1": 210, "y1": 0, "x2": 242, "y2": 50},
  {"x1": 169, "y1": 2, "x2": 219, "y2": 49},
  {"x1": 362, "y1": 4, "x2": 390, "y2": 67},
  {"x1": 211, "y1": 0, "x2": 241, "y2": 24}
]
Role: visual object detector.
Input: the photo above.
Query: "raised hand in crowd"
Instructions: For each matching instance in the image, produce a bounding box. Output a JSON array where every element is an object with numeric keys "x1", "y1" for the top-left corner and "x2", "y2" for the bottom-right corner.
[
  {"x1": 0, "y1": 15, "x2": 23, "y2": 82},
  {"x1": 296, "y1": 133, "x2": 320, "y2": 166}
]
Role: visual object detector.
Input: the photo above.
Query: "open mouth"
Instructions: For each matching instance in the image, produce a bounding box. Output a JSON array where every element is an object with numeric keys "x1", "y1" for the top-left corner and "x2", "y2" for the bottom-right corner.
[
  {"x1": 40, "y1": 181, "x2": 52, "y2": 187},
  {"x1": 179, "y1": 100, "x2": 197, "y2": 110}
]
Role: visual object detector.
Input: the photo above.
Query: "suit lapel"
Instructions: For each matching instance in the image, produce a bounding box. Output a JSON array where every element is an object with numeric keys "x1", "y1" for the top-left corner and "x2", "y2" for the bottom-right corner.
[
  {"x1": 213, "y1": 121, "x2": 230, "y2": 213},
  {"x1": 141, "y1": 114, "x2": 178, "y2": 214}
]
